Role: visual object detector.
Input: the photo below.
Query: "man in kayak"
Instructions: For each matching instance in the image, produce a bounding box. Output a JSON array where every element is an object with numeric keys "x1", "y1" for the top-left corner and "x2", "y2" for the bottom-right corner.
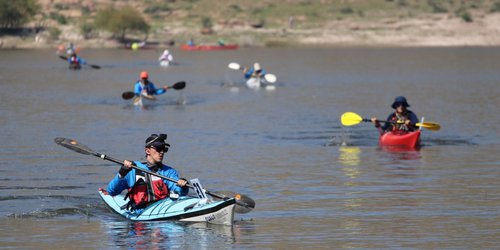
[
  {"x1": 371, "y1": 96, "x2": 419, "y2": 133},
  {"x1": 68, "y1": 51, "x2": 86, "y2": 70},
  {"x1": 106, "y1": 133, "x2": 189, "y2": 210},
  {"x1": 134, "y1": 71, "x2": 169, "y2": 98},
  {"x1": 158, "y1": 49, "x2": 173, "y2": 66},
  {"x1": 243, "y1": 62, "x2": 267, "y2": 79}
]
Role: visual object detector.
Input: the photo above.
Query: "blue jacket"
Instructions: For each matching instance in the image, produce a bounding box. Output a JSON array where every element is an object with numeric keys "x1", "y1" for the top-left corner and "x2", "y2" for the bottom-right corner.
[
  {"x1": 134, "y1": 81, "x2": 166, "y2": 96},
  {"x1": 381, "y1": 110, "x2": 419, "y2": 131},
  {"x1": 244, "y1": 67, "x2": 267, "y2": 79},
  {"x1": 68, "y1": 55, "x2": 86, "y2": 65},
  {"x1": 107, "y1": 161, "x2": 188, "y2": 197}
]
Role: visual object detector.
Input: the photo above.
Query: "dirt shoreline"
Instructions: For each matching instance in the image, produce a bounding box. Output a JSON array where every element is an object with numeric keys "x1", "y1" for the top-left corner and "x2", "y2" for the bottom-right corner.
[{"x1": 2, "y1": 13, "x2": 500, "y2": 49}]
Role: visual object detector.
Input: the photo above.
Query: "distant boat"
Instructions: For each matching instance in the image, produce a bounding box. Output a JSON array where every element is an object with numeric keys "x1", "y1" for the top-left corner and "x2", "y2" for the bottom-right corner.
[{"x1": 180, "y1": 44, "x2": 238, "y2": 51}]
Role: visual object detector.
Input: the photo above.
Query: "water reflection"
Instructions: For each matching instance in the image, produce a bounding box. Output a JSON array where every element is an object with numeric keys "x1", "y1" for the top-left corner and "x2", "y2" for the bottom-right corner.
[
  {"x1": 378, "y1": 147, "x2": 422, "y2": 162},
  {"x1": 338, "y1": 146, "x2": 361, "y2": 167},
  {"x1": 102, "y1": 219, "x2": 246, "y2": 249}
]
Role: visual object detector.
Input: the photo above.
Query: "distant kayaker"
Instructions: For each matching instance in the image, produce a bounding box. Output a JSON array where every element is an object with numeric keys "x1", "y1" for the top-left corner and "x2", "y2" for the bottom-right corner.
[
  {"x1": 371, "y1": 96, "x2": 419, "y2": 133},
  {"x1": 106, "y1": 133, "x2": 189, "y2": 210},
  {"x1": 68, "y1": 51, "x2": 86, "y2": 70},
  {"x1": 187, "y1": 38, "x2": 195, "y2": 47},
  {"x1": 134, "y1": 71, "x2": 169, "y2": 98},
  {"x1": 158, "y1": 49, "x2": 173, "y2": 66},
  {"x1": 217, "y1": 38, "x2": 226, "y2": 46},
  {"x1": 243, "y1": 62, "x2": 267, "y2": 79}
]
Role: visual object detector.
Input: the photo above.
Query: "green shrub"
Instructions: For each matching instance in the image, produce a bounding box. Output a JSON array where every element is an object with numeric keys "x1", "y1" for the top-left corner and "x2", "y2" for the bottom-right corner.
[
  {"x1": 144, "y1": 3, "x2": 171, "y2": 14},
  {"x1": 428, "y1": 0, "x2": 448, "y2": 13},
  {"x1": 95, "y1": 6, "x2": 150, "y2": 41},
  {"x1": 80, "y1": 22, "x2": 94, "y2": 39},
  {"x1": 455, "y1": 6, "x2": 473, "y2": 22},
  {"x1": 201, "y1": 17, "x2": 212, "y2": 28},
  {"x1": 48, "y1": 27, "x2": 61, "y2": 40},
  {"x1": 340, "y1": 6, "x2": 354, "y2": 14},
  {"x1": 0, "y1": 0, "x2": 40, "y2": 28},
  {"x1": 50, "y1": 12, "x2": 67, "y2": 25},
  {"x1": 490, "y1": 2, "x2": 500, "y2": 12}
]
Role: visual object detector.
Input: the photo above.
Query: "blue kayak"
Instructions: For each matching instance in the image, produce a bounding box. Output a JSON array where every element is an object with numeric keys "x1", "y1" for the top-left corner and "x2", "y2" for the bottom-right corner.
[{"x1": 98, "y1": 189, "x2": 236, "y2": 225}]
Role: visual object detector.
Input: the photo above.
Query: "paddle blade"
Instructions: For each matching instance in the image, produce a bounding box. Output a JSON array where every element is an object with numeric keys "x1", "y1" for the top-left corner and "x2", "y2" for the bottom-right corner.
[
  {"x1": 228, "y1": 62, "x2": 241, "y2": 70},
  {"x1": 341, "y1": 112, "x2": 364, "y2": 126},
  {"x1": 417, "y1": 122, "x2": 440, "y2": 131},
  {"x1": 171, "y1": 81, "x2": 186, "y2": 90},
  {"x1": 234, "y1": 193, "x2": 256, "y2": 214},
  {"x1": 59, "y1": 55, "x2": 68, "y2": 60},
  {"x1": 211, "y1": 191, "x2": 255, "y2": 214},
  {"x1": 54, "y1": 137, "x2": 94, "y2": 155},
  {"x1": 90, "y1": 64, "x2": 101, "y2": 69},
  {"x1": 264, "y1": 74, "x2": 277, "y2": 83},
  {"x1": 122, "y1": 91, "x2": 135, "y2": 100}
]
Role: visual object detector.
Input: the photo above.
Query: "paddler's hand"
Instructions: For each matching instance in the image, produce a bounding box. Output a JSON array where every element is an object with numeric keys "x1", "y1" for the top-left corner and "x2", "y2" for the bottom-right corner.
[
  {"x1": 163, "y1": 85, "x2": 169, "y2": 90},
  {"x1": 119, "y1": 160, "x2": 133, "y2": 178},
  {"x1": 404, "y1": 120, "x2": 412, "y2": 126},
  {"x1": 176, "y1": 178, "x2": 187, "y2": 187},
  {"x1": 371, "y1": 117, "x2": 380, "y2": 127}
]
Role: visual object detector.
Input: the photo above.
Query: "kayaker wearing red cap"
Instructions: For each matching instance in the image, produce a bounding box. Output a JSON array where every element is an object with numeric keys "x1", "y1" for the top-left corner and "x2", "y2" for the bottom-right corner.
[
  {"x1": 134, "y1": 71, "x2": 169, "y2": 98},
  {"x1": 371, "y1": 96, "x2": 419, "y2": 134},
  {"x1": 106, "y1": 133, "x2": 188, "y2": 211}
]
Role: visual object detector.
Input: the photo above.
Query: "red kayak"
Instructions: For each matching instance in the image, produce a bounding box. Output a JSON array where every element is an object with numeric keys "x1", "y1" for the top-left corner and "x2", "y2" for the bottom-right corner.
[
  {"x1": 180, "y1": 44, "x2": 238, "y2": 51},
  {"x1": 379, "y1": 130, "x2": 421, "y2": 149}
]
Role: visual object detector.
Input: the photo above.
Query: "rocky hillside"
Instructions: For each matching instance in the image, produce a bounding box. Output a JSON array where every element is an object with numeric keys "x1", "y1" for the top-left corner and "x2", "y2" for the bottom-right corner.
[{"x1": 2, "y1": 0, "x2": 500, "y2": 48}]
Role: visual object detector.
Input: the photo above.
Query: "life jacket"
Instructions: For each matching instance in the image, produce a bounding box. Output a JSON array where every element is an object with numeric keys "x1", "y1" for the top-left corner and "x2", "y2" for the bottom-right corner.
[
  {"x1": 124, "y1": 168, "x2": 169, "y2": 210},
  {"x1": 138, "y1": 81, "x2": 156, "y2": 95},
  {"x1": 390, "y1": 112, "x2": 411, "y2": 132},
  {"x1": 70, "y1": 56, "x2": 80, "y2": 65}
]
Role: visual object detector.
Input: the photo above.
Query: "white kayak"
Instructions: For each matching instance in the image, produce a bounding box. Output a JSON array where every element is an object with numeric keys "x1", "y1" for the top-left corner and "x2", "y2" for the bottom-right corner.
[
  {"x1": 246, "y1": 77, "x2": 276, "y2": 91},
  {"x1": 159, "y1": 60, "x2": 171, "y2": 67},
  {"x1": 133, "y1": 94, "x2": 157, "y2": 107},
  {"x1": 99, "y1": 189, "x2": 236, "y2": 225}
]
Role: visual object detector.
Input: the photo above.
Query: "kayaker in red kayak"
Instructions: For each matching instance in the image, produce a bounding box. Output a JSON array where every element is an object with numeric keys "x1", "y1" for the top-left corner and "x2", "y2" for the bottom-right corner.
[{"x1": 371, "y1": 96, "x2": 419, "y2": 134}]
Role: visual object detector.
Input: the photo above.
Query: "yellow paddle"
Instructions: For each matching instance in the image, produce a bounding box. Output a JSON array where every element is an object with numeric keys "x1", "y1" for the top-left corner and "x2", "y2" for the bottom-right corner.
[{"x1": 340, "y1": 112, "x2": 440, "y2": 131}]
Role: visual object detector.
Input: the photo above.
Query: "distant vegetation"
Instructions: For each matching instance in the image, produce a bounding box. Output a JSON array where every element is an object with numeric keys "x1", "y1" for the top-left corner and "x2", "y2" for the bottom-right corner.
[
  {"x1": 94, "y1": 6, "x2": 150, "y2": 41},
  {"x1": 0, "y1": 0, "x2": 40, "y2": 28},
  {"x1": 2, "y1": 0, "x2": 500, "y2": 46}
]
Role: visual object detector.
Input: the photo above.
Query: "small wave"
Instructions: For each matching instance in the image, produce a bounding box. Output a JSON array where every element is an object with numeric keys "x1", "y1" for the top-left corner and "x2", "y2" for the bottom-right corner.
[
  {"x1": 8, "y1": 207, "x2": 96, "y2": 219},
  {"x1": 0, "y1": 185, "x2": 85, "y2": 190}
]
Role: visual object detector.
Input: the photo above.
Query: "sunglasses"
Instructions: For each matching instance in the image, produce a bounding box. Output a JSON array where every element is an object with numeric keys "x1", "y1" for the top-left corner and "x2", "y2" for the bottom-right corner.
[{"x1": 150, "y1": 145, "x2": 168, "y2": 153}]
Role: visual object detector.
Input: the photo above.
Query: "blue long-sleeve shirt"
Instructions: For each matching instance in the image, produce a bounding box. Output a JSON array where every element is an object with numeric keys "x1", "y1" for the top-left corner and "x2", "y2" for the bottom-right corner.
[
  {"x1": 134, "y1": 81, "x2": 166, "y2": 96},
  {"x1": 68, "y1": 56, "x2": 86, "y2": 65},
  {"x1": 107, "y1": 161, "x2": 188, "y2": 197},
  {"x1": 244, "y1": 67, "x2": 267, "y2": 79}
]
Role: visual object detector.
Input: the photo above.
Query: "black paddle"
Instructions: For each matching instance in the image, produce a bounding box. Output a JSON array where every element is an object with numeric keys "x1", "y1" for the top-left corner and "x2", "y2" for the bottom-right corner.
[
  {"x1": 59, "y1": 55, "x2": 101, "y2": 69},
  {"x1": 53, "y1": 137, "x2": 255, "y2": 214},
  {"x1": 121, "y1": 81, "x2": 186, "y2": 100}
]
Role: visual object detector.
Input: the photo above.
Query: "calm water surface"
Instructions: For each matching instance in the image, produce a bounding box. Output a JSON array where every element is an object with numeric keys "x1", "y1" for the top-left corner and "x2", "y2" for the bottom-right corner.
[{"x1": 0, "y1": 47, "x2": 499, "y2": 249}]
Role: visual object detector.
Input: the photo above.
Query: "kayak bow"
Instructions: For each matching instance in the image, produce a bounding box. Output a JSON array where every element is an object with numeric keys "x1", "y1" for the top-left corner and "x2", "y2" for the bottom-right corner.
[
  {"x1": 99, "y1": 189, "x2": 236, "y2": 225},
  {"x1": 379, "y1": 130, "x2": 421, "y2": 149}
]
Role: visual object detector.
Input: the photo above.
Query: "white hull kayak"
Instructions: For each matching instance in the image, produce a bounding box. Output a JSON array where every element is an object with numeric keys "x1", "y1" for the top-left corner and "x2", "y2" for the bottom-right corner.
[
  {"x1": 246, "y1": 77, "x2": 276, "y2": 91},
  {"x1": 159, "y1": 60, "x2": 171, "y2": 67},
  {"x1": 99, "y1": 190, "x2": 236, "y2": 225},
  {"x1": 133, "y1": 95, "x2": 156, "y2": 107}
]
